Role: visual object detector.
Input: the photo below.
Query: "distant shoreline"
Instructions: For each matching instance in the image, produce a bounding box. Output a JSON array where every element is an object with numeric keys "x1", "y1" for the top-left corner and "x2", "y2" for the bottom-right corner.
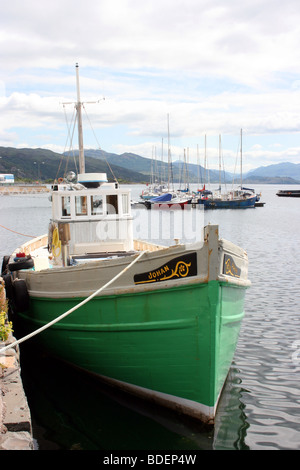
[{"x1": 0, "y1": 185, "x2": 50, "y2": 195}]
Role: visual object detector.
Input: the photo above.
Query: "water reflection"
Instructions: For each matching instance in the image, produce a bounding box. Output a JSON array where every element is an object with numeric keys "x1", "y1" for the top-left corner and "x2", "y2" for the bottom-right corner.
[
  {"x1": 214, "y1": 367, "x2": 250, "y2": 450},
  {"x1": 20, "y1": 344, "x2": 214, "y2": 450},
  {"x1": 20, "y1": 342, "x2": 252, "y2": 451}
]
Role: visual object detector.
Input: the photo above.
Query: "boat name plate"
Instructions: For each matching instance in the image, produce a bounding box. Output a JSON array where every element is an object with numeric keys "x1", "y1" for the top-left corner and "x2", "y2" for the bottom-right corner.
[
  {"x1": 223, "y1": 254, "x2": 241, "y2": 278},
  {"x1": 134, "y1": 253, "x2": 197, "y2": 284}
]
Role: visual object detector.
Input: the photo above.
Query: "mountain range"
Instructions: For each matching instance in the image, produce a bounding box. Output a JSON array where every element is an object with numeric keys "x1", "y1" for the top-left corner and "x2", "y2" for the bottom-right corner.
[{"x1": 0, "y1": 146, "x2": 299, "y2": 185}]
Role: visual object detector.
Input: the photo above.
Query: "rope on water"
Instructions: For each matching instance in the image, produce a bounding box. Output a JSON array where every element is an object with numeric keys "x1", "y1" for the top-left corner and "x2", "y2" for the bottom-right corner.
[{"x1": 0, "y1": 250, "x2": 146, "y2": 355}]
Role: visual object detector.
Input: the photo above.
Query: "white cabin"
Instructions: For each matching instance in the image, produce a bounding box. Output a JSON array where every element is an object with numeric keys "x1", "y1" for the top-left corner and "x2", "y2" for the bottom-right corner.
[{"x1": 50, "y1": 173, "x2": 133, "y2": 264}]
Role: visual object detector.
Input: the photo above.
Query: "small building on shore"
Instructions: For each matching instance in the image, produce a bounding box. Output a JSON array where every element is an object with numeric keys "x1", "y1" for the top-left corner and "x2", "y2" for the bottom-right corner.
[{"x1": 0, "y1": 174, "x2": 14, "y2": 185}]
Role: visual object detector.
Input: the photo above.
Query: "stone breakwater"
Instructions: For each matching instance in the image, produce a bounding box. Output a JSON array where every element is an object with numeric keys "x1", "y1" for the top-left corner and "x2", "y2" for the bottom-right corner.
[{"x1": 0, "y1": 335, "x2": 33, "y2": 450}]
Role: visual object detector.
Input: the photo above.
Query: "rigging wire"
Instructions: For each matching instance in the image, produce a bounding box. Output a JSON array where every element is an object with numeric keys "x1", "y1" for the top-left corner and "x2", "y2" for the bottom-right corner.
[
  {"x1": 57, "y1": 99, "x2": 117, "y2": 183},
  {"x1": 82, "y1": 104, "x2": 118, "y2": 184},
  {"x1": 63, "y1": 111, "x2": 79, "y2": 178},
  {"x1": 55, "y1": 105, "x2": 76, "y2": 180}
]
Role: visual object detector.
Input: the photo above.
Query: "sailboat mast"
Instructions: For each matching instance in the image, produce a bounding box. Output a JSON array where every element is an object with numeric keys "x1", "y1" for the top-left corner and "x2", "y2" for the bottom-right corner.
[
  {"x1": 161, "y1": 138, "x2": 164, "y2": 184},
  {"x1": 204, "y1": 134, "x2": 207, "y2": 187},
  {"x1": 219, "y1": 135, "x2": 221, "y2": 191},
  {"x1": 240, "y1": 128, "x2": 242, "y2": 189},
  {"x1": 76, "y1": 63, "x2": 85, "y2": 174},
  {"x1": 167, "y1": 114, "x2": 170, "y2": 191},
  {"x1": 197, "y1": 144, "x2": 200, "y2": 187}
]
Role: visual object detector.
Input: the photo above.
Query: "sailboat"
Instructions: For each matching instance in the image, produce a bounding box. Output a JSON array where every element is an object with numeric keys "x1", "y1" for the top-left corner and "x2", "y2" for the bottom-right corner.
[
  {"x1": 140, "y1": 146, "x2": 167, "y2": 200},
  {"x1": 147, "y1": 120, "x2": 191, "y2": 209},
  {"x1": 1, "y1": 65, "x2": 251, "y2": 425},
  {"x1": 202, "y1": 130, "x2": 257, "y2": 209},
  {"x1": 194, "y1": 135, "x2": 213, "y2": 204},
  {"x1": 146, "y1": 191, "x2": 190, "y2": 209}
]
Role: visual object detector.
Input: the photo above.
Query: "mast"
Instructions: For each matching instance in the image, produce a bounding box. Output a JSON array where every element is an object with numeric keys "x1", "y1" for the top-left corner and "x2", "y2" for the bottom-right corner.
[
  {"x1": 75, "y1": 63, "x2": 85, "y2": 174},
  {"x1": 240, "y1": 128, "x2": 243, "y2": 189},
  {"x1": 197, "y1": 144, "x2": 199, "y2": 187},
  {"x1": 150, "y1": 146, "x2": 154, "y2": 185},
  {"x1": 204, "y1": 134, "x2": 207, "y2": 187},
  {"x1": 219, "y1": 135, "x2": 221, "y2": 191},
  {"x1": 167, "y1": 114, "x2": 171, "y2": 191},
  {"x1": 161, "y1": 138, "x2": 164, "y2": 184},
  {"x1": 187, "y1": 147, "x2": 190, "y2": 190},
  {"x1": 183, "y1": 148, "x2": 187, "y2": 189}
]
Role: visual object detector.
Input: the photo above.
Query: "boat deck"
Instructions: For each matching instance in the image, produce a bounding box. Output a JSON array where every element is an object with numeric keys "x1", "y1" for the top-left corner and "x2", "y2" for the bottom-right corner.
[{"x1": 13, "y1": 235, "x2": 167, "y2": 271}]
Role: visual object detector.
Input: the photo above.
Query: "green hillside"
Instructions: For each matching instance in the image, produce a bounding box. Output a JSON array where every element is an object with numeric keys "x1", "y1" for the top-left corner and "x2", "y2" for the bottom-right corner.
[
  {"x1": 0, "y1": 146, "x2": 299, "y2": 185},
  {"x1": 0, "y1": 147, "x2": 149, "y2": 183},
  {"x1": 74, "y1": 149, "x2": 220, "y2": 183}
]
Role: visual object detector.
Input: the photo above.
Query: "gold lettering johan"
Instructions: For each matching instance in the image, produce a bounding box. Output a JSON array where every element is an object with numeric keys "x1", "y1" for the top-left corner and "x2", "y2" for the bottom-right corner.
[
  {"x1": 133, "y1": 252, "x2": 197, "y2": 285},
  {"x1": 148, "y1": 264, "x2": 169, "y2": 280}
]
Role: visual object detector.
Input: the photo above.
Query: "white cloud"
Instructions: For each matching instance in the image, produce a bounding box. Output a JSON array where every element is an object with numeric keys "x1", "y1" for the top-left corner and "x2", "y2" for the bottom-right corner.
[
  {"x1": 0, "y1": 0, "x2": 300, "y2": 170},
  {"x1": 0, "y1": 0, "x2": 298, "y2": 79}
]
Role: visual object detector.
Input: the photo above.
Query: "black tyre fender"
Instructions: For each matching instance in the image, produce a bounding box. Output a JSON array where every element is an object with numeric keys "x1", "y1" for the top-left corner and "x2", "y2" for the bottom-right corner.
[
  {"x1": 1, "y1": 255, "x2": 10, "y2": 274},
  {"x1": 1, "y1": 272, "x2": 14, "y2": 300},
  {"x1": 12, "y1": 279, "x2": 30, "y2": 313},
  {"x1": 8, "y1": 256, "x2": 34, "y2": 272}
]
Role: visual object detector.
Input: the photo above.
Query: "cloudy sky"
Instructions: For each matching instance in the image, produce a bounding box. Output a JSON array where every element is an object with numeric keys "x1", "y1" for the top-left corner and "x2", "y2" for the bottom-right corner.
[{"x1": 1, "y1": 0, "x2": 300, "y2": 172}]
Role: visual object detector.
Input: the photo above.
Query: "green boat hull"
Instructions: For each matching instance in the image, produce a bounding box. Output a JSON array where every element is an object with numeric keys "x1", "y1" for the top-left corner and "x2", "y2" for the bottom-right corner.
[{"x1": 18, "y1": 279, "x2": 246, "y2": 424}]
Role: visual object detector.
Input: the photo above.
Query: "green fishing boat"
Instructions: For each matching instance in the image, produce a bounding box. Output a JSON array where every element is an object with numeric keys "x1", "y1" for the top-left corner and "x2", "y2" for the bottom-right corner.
[{"x1": 2, "y1": 65, "x2": 250, "y2": 425}]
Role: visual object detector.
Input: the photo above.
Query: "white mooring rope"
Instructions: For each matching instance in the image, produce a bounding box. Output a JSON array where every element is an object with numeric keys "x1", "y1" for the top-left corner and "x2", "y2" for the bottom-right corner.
[{"x1": 0, "y1": 251, "x2": 146, "y2": 355}]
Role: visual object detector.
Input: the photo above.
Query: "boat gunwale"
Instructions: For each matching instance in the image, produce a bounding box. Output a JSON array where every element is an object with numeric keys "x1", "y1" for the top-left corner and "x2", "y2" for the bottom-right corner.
[{"x1": 25, "y1": 273, "x2": 250, "y2": 300}]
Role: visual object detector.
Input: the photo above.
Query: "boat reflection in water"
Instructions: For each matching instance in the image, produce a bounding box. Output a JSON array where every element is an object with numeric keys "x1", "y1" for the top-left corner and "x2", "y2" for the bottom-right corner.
[{"x1": 20, "y1": 343, "x2": 249, "y2": 450}]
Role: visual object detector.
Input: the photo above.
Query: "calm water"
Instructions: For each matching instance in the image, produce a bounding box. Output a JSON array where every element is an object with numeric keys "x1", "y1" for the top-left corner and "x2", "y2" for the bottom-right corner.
[{"x1": 0, "y1": 184, "x2": 300, "y2": 450}]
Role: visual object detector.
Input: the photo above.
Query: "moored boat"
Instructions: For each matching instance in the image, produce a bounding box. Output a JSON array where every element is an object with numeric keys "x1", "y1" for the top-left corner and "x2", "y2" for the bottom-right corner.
[
  {"x1": 140, "y1": 183, "x2": 167, "y2": 200},
  {"x1": 201, "y1": 131, "x2": 258, "y2": 209},
  {"x1": 1, "y1": 65, "x2": 251, "y2": 425},
  {"x1": 202, "y1": 189, "x2": 257, "y2": 209},
  {"x1": 276, "y1": 189, "x2": 300, "y2": 197},
  {"x1": 146, "y1": 192, "x2": 191, "y2": 209}
]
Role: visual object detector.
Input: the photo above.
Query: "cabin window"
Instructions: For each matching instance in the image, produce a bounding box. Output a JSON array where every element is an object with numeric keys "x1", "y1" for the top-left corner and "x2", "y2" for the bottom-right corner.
[
  {"x1": 106, "y1": 194, "x2": 118, "y2": 215},
  {"x1": 75, "y1": 195, "x2": 88, "y2": 216},
  {"x1": 91, "y1": 195, "x2": 103, "y2": 215},
  {"x1": 61, "y1": 196, "x2": 71, "y2": 217},
  {"x1": 122, "y1": 194, "x2": 129, "y2": 215}
]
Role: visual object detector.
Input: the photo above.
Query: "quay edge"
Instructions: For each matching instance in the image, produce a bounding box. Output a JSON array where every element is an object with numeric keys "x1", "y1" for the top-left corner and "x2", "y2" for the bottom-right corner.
[
  {"x1": 0, "y1": 335, "x2": 33, "y2": 450},
  {"x1": 0, "y1": 275, "x2": 33, "y2": 450}
]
